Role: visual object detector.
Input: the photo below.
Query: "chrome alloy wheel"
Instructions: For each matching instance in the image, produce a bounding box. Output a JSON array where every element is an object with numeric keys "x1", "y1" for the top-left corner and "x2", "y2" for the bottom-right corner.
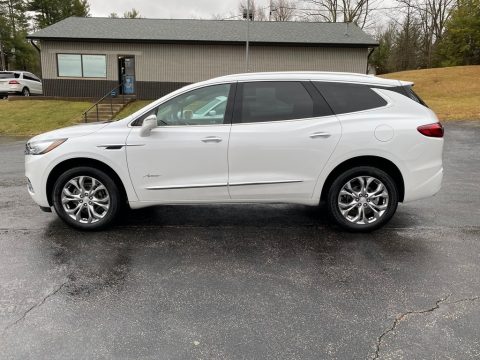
[
  {"x1": 337, "y1": 176, "x2": 389, "y2": 225},
  {"x1": 61, "y1": 176, "x2": 110, "y2": 224}
]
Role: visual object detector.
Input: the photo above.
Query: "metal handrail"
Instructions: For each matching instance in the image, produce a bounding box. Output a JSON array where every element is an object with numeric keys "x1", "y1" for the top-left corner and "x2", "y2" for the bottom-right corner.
[{"x1": 83, "y1": 83, "x2": 128, "y2": 123}]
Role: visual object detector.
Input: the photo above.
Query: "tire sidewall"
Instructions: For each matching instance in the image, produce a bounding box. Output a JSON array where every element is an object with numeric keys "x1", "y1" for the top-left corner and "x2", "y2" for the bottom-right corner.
[
  {"x1": 52, "y1": 167, "x2": 120, "y2": 230},
  {"x1": 22, "y1": 88, "x2": 30, "y2": 96},
  {"x1": 327, "y1": 166, "x2": 399, "y2": 232}
]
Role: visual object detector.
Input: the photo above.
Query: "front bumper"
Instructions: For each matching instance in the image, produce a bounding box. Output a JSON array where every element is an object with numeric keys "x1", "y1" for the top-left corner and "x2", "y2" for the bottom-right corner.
[{"x1": 25, "y1": 154, "x2": 51, "y2": 208}]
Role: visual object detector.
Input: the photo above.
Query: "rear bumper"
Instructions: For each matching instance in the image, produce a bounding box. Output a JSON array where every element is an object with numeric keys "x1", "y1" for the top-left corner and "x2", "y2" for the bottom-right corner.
[{"x1": 403, "y1": 166, "x2": 443, "y2": 202}]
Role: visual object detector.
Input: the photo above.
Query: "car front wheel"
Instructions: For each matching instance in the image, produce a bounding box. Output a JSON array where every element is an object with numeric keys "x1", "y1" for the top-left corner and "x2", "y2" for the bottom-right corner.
[
  {"x1": 52, "y1": 167, "x2": 120, "y2": 230},
  {"x1": 327, "y1": 166, "x2": 399, "y2": 232}
]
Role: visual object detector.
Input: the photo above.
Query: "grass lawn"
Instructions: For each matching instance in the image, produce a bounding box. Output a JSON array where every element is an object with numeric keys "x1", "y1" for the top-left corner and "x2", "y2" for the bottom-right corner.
[
  {"x1": 381, "y1": 65, "x2": 480, "y2": 121},
  {"x1": 0, "y1": 100, "x2": 91, "y2": 137},
  {"x1": 114, "y1": 100, "x2": 152, "y2": 119}
]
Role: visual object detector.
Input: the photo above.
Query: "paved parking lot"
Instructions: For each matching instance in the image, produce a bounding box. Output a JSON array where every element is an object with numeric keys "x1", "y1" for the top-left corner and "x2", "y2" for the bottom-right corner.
[{"x1": 0, "y1": 121, "x2": 479, "y2": 359}]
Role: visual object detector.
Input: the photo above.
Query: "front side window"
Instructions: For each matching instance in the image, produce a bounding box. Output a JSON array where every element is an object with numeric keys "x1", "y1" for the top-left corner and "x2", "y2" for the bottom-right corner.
[
  {"x1": 136, "y1": 84, "x2": 231, "y2": 126},
  {"x1": 238, "y1": 82, "x2": 314, "y2": 123},
  {"x1": 57, "y1": 54, "x2": 106, "y2": 78},
  {"x1": 314, "y1": 82, "x2": 388, "y2": 114}
]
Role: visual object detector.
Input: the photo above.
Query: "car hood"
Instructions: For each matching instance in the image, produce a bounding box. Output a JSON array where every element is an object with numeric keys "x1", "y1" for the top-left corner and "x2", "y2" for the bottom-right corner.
[{"x1": 28, "y1": 122, "x2": 110, "y2": 143}]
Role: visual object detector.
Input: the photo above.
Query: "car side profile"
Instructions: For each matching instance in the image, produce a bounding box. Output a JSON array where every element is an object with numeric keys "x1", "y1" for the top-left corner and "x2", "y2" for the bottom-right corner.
[
  {"x1": 0, "y1": 71, "x2": 43, "y2": 97},
  {"x1": 25, "y1": 72, "x2": 444, "y2": 231}
]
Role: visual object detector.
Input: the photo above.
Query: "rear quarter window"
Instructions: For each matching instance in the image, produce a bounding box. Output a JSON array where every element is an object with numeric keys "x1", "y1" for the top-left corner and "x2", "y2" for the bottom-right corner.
[
  {"x1": 404, "y1": 86, "x2": 428, "y2": 107},
  {"x1": 313, "y1": 82, "x2": 388, "y2": 115}
]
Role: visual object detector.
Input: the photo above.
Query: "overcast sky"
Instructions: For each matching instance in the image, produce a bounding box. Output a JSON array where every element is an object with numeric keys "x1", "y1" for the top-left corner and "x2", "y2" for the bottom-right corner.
[
  {"x1": 88, "y1": 0, "x2": 396, "y2": 29},
  {"x1": 89, "y1": 0, "x2": 263, "y2": 19}
]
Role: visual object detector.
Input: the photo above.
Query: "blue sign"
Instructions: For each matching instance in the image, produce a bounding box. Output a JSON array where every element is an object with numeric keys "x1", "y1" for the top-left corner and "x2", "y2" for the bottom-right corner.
[{"x1": 123, "y1": 75, "x2": 135, "y2": 94}]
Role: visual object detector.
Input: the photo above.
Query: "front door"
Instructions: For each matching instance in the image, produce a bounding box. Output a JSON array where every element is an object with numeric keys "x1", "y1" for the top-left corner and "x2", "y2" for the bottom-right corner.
[
  {"x1": 227, "y1": 81, "x2": 341, "y2": 201},
  {"x1": 118, "y1": 56, "x2": 135, "y2": 95},
  {"x1": 126, "y1": 83, "x2": 235, "y2": 203}
]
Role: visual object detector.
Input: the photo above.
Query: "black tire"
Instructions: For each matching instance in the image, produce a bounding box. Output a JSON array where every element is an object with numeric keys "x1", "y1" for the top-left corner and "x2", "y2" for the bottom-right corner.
[
  {"x1": 22, "y1": 87, "x2": 30, "y2": 96},
  {"x1": 326, "y1": 166, "x2": 398, "y2": 232},
  {"x1": 52, "y1": 166, "x2": 121, "y2": 230}
]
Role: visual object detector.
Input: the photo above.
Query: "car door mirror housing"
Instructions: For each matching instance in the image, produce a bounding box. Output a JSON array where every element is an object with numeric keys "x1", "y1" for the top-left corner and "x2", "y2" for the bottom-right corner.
[
  {"x1": 139, "y1": 114, "x2": 158, "y2": 137},
  {"x1": 208, "y1": 110, "x2": 217, "y2": 117}
]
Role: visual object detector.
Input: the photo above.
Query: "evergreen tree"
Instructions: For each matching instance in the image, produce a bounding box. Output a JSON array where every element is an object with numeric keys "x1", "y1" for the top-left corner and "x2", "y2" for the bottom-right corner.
[
  {"x1": 29, "y1": 0, "x2": 90, "y2": 29},
  {"x1": 435, "y1": 0, "x2": 480, "y2": 66}
]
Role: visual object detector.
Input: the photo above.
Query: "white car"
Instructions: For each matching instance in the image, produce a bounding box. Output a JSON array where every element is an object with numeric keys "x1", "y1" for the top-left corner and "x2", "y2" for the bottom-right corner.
[
  {"x1": 25, "y1": 72, "x2": 444, "y2": 231},
  {"x1": 0, "y1": 71, "x2": 43, "y2": 97}
]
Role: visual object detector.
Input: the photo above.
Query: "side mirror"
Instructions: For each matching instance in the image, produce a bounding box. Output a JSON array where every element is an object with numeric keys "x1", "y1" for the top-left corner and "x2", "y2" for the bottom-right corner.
[
  {"x1": 208, "y1": 110, "x2": 216, "y2": 117},
  {"x1": 139, "y1": 114, "x2": 157, "y2": 137}
]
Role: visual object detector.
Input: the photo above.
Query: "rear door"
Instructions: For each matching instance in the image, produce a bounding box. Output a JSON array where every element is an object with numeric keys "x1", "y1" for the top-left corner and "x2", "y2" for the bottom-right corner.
[{"x1": 227, "y1": 81, "x2": 342, "y2": 201}]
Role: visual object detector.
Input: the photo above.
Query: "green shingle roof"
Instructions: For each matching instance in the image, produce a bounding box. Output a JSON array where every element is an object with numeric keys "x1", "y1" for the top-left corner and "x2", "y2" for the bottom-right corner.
[{"x1": 28, "y1": 17, "x2": 377, "y2": 46}]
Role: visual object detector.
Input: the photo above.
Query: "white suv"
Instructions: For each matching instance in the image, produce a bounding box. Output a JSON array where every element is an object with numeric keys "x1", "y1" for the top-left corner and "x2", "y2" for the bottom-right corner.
[
  {"x1": 25, "y1": 72, "x2": 444, "y2": 231},
  {"x1": 0, "y1": 71, "x2": 43, "y2": 97}
]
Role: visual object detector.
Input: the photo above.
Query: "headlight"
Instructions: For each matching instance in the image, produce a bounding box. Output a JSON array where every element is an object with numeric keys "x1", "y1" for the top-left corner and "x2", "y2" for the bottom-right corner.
[{"x1": 25, "y1": 138, "x2": 67, "y2": 155}]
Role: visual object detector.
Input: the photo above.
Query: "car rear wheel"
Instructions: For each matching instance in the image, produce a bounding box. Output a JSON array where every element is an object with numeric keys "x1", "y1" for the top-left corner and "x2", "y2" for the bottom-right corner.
[
  {"x1": 22, "y1": 87, "x2": 30, "y2": 96},
  {"x1": 327, "y1": 166, "x2": 398, "y2": 232},
  {"x1": 52, "y1": 167, "x2": 120, "y2": 230}
]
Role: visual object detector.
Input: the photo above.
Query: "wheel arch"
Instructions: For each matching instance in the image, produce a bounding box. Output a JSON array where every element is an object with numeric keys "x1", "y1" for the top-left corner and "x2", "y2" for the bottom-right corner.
[
  {"x1": 46, "y1": 157, "x2": 128, "y2": 206},
  {"x1": 320, "y1": 156, "x2": 405, "y2": 203}
]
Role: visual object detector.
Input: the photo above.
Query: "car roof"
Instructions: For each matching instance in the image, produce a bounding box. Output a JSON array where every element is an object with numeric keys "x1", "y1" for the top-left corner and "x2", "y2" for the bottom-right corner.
[{"x1": 205, "y1": 71, "x2": 407, "y2": 87}]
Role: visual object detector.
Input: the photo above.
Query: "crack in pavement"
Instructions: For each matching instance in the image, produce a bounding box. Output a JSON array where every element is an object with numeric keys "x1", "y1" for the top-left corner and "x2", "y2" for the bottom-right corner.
[
  {"x1": 2, "y1": 281, "x2": 67, "y2": 333},
  {"x1": 373, "y1": 295, "x2": 450, "y2": 359},
  {"x1": 372, "y1": 295, "x2": 480, "y2": 359}
]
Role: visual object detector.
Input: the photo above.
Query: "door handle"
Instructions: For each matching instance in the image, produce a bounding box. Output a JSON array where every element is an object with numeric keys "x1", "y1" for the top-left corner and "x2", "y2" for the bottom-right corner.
[
  {"x1": 201, "y1": 136, "x2": 222, "y2": 143},
  {"x1": 309, "y1": 132, "x2": 331, "y2": 139}
]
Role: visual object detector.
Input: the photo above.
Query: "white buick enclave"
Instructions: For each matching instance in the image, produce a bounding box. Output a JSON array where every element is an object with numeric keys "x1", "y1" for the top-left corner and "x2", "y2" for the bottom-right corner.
[{"x1": 25, "y1": 72, "x2": 444, "y2": 231}]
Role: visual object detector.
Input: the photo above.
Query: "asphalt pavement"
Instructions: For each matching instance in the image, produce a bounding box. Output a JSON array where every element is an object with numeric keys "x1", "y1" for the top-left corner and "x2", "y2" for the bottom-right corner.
[{"x1": 0, "y1": 121, "x2": 479, "y2": 359}]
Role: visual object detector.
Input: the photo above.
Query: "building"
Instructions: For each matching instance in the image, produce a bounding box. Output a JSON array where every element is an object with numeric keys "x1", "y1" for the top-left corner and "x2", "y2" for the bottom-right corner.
[{"x1": 27, "y1": 17, "x2": 378, "y2": 100}]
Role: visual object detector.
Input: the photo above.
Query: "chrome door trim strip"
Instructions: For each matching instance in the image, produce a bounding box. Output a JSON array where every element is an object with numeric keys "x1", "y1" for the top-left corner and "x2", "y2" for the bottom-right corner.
[
  {"x1": 228, "y1": 180, "x2": 303, "y2": 186},
  {"x1": 145, "y1": 179, "x2": 303, "y2": 190},
  {"x1": 146, "y1": 183, "x2": 227, "y2": 190}
]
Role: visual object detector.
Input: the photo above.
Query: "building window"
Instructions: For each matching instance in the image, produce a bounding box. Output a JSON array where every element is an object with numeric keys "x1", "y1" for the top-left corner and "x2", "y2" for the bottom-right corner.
[{"x1": 57, "y1": 54, "x2": 106, "y2": 78}]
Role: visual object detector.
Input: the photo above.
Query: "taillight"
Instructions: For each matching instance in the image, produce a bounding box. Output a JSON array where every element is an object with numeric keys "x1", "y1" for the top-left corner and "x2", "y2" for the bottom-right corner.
[
  {"x1": 8, "y1": 80, "x2": 20, "y2": 84},
  {"x1": 417, "y1": 123, "x2": 444, "y2": 138}
]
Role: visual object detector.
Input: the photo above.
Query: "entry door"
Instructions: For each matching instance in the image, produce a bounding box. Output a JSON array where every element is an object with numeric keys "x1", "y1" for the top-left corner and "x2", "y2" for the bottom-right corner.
[
  {"x1": 118, "y1": 56, "x2": 135, "y2": 94},
  {"x1": 126, "y1": 83, "x2": 234, "y2": 203},
  {"x1": 227, "y1": 81, "x2": 341, "y2": 201}
]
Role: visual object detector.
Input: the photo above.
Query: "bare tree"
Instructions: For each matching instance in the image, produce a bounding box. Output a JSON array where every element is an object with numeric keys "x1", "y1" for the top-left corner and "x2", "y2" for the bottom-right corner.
[
  {"x1": 301, "y1": 0, "x2": 377, "y2": 28},
  {"x1": 392, "y1": 0, "x2": 456, "y2": 67},
  {"x1": 271, "y1": 0, "x2": 297, "y2": 21},
  {"x1": 239, "y1": 0, "x2": 268, "y2": 21}
]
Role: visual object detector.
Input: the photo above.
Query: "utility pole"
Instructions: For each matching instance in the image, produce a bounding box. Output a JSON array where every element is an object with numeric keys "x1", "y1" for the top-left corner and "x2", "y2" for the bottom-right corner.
[{"x1": 245, "y1": 0, "x2": 250, "y2": 72}]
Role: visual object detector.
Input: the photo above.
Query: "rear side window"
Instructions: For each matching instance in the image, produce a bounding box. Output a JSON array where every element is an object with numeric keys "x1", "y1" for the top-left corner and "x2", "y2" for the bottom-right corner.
[
  {"x1": 23, "y1": 74, "x2": 40, "y2": 82},
  {"x1": 238, "y1": 82, "x2": 314, "y2": 123},
  {"x1": 314, "y1": 82, "x2": 388, "y2": 115}
]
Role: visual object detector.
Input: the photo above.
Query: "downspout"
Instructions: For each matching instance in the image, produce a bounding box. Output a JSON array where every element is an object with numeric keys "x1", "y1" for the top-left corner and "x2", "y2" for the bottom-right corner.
[
  {"x1": 366, "y1": 47, "x2": 375, "y2": 74},
  {"x1": 29, "y1": 40, "x2": 42, "y2": 78},
  {"x1": 30, "y1": 39, "x2": 41, "y2": 54}
]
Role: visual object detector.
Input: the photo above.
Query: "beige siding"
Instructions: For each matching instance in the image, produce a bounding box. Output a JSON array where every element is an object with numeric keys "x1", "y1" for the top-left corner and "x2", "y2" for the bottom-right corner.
[{"x1": 40, "y1": 40, "x2": 368, "y2": 82}]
